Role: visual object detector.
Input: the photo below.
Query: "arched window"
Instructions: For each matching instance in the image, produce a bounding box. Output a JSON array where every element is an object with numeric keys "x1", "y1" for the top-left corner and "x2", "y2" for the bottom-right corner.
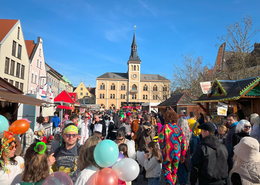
[
  {"x1": 121, "y1": 84, "x2": 125, "y2": 90},
  {"x1": 113, "y1": 94, "x2": 115, "y2": 99},
  {"x1": 131, "y1": 65, "x2": 133, "y2": 71},
  {"x1": 153, "y1": 85, "x2": 157, "y2": 91},
  {"x1": 103, "y1": 94, "x2": 105, "y2": 99},
  {"x1": 100, "y1": 83, "x2": 105, "y2": 90},
  {"x1": 143, "y1": 95, "x2": 145, "y2": 99},
  {"x1": 163, "y1": 85, "x2": 167, "y2": 91},
  {"x1": 111, "y1": 104, "x2": 116, "y2": 109},
  {"x1": 123, "y1": 94, "x2": 125, "y2": 99},
  {"x1": 137, "y1": 65, "x2": 139, "y2": 71},
  {"x1": 146, "y1": 95, "x2": 148, "y2": 100},
  {"x1": 121, "y1": 94, "x2": 123, "y2": 99},
  {"x1": 143, "y1": 84, "x2": 148, "y2": 91},
  {"x1": 132, "y1": 94, "x2": 137, "y2": 99},
  {"x1": 111, "y1": 83, "x2": 115, "y2": 90},
  {"x1": 132, "y1": 84, "x2": 137, "y2": 90},
  {"x1": 101, "y1": 104, "x2": 105, "y2": 109},
  {"x1": 100, "y1": 94, "x2": 102, "y2": 98},
  {"x1": 134, "y1": 65, "x2": 136, "y2": 71},
  {"x1": 156, "y1": 95, "x2": 158, "y2": 100},
  {"x1": 153, "y1": 95, "x2": 155, "y2": 100},
  {"x1": 110, "y1": 94, "x2": 112, "y2": 99}
]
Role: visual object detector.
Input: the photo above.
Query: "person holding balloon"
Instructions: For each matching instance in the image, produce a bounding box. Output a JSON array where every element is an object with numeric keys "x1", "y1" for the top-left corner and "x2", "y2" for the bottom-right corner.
[
  {"x1": 19, "y1": 142, "x2": 55, "y2": 185},
  {"x1": 75, "y1": 135, "x2": 101, "y2": 185}
]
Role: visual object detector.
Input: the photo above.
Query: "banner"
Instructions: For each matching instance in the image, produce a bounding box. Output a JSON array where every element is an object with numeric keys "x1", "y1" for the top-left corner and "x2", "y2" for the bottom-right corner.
[
  {"x1": 200, "y1": 81, "x2": 212, "y2": 94},
  {"x1": 217, "y1": 102, "x2": 228, "y2": 116}
]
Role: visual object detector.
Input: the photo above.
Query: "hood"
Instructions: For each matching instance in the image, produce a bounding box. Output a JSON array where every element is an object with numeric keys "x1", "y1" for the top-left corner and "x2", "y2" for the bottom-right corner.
[
  {"x1": 143, "y1": 125, "x2": 152, "y2": 136},
  {"x1": 201, "y1": 134, "x2": 220, "y2": 150}
]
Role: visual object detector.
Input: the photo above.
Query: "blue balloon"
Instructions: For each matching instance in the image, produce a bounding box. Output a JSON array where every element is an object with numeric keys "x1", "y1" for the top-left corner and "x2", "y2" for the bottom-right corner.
[
  {"x1": 94, "y1": 139, "x2": 119, "y2": 168},
  {"x1": 0, "y1": 115, "x2": 9, "y2": 134}
]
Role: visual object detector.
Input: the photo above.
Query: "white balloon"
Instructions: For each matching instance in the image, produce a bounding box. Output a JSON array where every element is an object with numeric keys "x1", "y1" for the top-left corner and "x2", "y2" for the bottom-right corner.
[
  {"x1": 136, "y1": 151, "x2": 145, "y2": 167},
  {"x1": 112, "y1": 158, "x2": 140, "y2": 181},
  {"x1": 126, "y1": 140, "x2": 136, "y2": 159}
]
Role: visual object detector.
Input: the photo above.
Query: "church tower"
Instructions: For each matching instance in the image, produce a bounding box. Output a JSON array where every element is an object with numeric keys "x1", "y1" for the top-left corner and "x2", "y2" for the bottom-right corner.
[{"x1": 127, "y1": 30, "x2": 141, "y2": 103}]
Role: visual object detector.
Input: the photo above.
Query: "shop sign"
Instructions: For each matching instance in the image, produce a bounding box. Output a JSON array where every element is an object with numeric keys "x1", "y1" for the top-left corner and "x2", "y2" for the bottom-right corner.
[
  {"x1": 217, "y1": 102, "x2": 228, "y2": 116},
  {"x1": 200, "y1": 81, "x2": 212, "y2": 94}
]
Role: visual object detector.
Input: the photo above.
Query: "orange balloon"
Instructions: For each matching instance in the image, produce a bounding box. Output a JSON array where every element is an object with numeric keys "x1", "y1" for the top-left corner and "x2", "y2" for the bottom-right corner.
[
  {"x1": 86, "y1": 171, "x2": 99, "y2": 184},
  {"x1": 9, "y1": 119, "x2": 30, "y2": 134},
  {"x1": 96, "y1": 168, "x2": 118, "y2": 185}
]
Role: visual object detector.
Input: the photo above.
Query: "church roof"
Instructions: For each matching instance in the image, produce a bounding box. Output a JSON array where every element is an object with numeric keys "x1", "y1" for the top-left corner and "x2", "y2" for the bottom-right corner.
[{"x1": 97, "y1": 72, "x2": 169, "y2": 81}]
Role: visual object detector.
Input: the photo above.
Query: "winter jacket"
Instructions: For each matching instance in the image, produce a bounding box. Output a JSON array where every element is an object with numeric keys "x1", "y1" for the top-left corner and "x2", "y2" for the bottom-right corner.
[
  {"x1": 190, "y1": 134, "x2": 228, "y2": 185},
  {"x1": 188, "y1": 118, "x2": 201, "y2": 137},
  {"x1": 225, "y1": 122, "x2": 238, "y2": 149},
  {"x1": 131, "y1": 119, "x2": 140, "y2": 141},
  {"x1": 144, "y1": 156, "x2": 162, "y2": 178},
  {"x1": 231, "y1": 161, "x2": 260, "y2": 185},
  {"x1": 136, "y1": 122, "x2": 155, "y2": 152},
  {"x1": 52, "y1": 116, "x2": 60, "y2": 128},
  {"x1": 251, "y1": 124, "x2": 260, "y2": 150}
]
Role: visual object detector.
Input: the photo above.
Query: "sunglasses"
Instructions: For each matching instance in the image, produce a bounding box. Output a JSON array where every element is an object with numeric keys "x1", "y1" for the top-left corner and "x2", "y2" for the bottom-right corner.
[
  {"x1": 64, "y1": 134, "x2": 78, "y2": 138},
  {"x1": 117, "y1": 138, "x2": 124, "y2": 141},
  {"x1": 9, "y1": 143, "x2": 18, "y2": 150},
  {"x1": 244, "y1": 126, "x2": 251, "y2": 129}
]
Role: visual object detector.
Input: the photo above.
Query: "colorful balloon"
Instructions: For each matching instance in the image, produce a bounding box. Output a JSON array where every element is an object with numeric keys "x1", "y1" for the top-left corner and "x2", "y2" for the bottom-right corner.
[
  {"x1": 112, "y1": 158, "x2": 140, "y2": 181},
  {"x1": 42, "y1": 171, "x2": 73, "y2": 185},
  {"x1": 96, "y1": 168, "x2": 118, "y2": 185},
  {"x1": 86, "y1": 171, "x2": 99, "y2": 185},
  {"x1": 109, "y1": 152, "x2": 125, "y2": 168},
  {"x1": 9, "y1": 119, "x2": 30, "y2": 134},
  {"x1": 0, "y1": 115, "x2": 9, "y2": 134},
  {"x1": 94, "y1": 139, "x2": 119, "y2": 168}
]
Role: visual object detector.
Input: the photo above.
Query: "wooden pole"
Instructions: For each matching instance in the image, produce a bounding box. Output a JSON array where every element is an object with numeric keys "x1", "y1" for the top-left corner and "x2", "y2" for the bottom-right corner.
[{"x1": 251, "y1": 99, "x2": 254, "y2": 114}]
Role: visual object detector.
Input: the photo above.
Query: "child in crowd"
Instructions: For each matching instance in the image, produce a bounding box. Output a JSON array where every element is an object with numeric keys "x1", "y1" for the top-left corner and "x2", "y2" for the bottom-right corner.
[
  {"x1": 144, "y1": 141, "x2": 162, "y2": 185},
  {"x1": 75, "y1": 136, "x2": 101, "y2": 185},
  {"x1": 119, "y1": 143, "x2": 129, "y2": 158},
  {"x1": 216, "y1": 125, "x2": 228, "y2": 144},
  {"x1": 20, "y1": 142, "x2": 55, "y2": 185}
]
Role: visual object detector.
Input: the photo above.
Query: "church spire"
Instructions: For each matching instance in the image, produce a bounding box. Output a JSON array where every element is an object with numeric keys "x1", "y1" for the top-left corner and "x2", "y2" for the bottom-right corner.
[{"x1": 129, "y1": 26, "x2": 141, "y2": 61}]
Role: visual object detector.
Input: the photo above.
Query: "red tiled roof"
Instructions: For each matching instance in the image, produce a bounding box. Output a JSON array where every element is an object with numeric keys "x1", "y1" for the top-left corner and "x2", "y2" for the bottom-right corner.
[
  {"x1": 0, "y1": 19, "x2": 18, "y2": 43},
  {"x1": 25, "y1": 40, "x2": 35, "y2": 58}
]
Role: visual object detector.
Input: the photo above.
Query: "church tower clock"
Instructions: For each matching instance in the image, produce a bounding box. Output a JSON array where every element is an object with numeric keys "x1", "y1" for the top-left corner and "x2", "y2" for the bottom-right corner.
[{"x1": 127, "y1": 29, "x2": 141, "y2": 103}]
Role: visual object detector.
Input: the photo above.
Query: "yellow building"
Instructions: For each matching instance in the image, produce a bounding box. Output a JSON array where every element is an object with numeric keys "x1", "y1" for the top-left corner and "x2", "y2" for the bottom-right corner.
[
  {"x1": 74, "y1": 82, "x2": 95, "y2": 104},
  {"x1": 96, "y1": 33, "x2": 170, "y2": 110}
]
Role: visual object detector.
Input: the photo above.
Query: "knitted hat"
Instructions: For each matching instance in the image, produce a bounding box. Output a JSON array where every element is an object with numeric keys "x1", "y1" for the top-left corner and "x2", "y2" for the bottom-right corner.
[{"x1": 234, "y1": 137, "x2": 260, "y2": 162}]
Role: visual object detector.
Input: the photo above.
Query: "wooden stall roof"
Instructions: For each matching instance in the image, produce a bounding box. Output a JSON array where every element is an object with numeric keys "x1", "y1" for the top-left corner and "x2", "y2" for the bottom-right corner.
[
  {"x1": 152, "y1": 93, "x2": 198, "y2": 108},
  {"x1": 194, "y1": 76, "x2": 260, "y2": 103}
]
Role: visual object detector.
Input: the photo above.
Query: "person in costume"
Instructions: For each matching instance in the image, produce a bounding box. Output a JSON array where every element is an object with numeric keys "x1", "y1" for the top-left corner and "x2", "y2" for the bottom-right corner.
[
  {"x1": 0, "y1": 131, "x2": 24, "y2": 185},
  {"x1": 158, "y1": 110, "x2": 186, "y2": 185},
  {"x1": 20, "y1": 142, "x2": 55, "y2": 185},
  {"x1": 53, "y1": 123, "x2": 81, "y2": 182}
]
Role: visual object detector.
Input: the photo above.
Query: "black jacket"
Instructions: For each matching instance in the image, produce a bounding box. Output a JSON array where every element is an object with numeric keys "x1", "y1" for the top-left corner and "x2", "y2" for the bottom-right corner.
[
  {"x1": 90, "y1": 119, "x2": 106, "y2": 137},
  {"x1": 232, "y1": 132, "x2": 250, "y2": 148},
  {"x1": 190, "y1": 134, "x2": 228, "y2": 185}
]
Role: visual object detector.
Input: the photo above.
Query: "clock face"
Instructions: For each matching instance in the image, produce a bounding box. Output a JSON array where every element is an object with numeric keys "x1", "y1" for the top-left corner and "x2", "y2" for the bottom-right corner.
[{"x1": 133, "y1": 74, "x2": 137, "y2": 78}]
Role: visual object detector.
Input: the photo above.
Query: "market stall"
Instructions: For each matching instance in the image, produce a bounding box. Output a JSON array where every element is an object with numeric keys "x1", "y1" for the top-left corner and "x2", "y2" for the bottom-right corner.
[{"x1": 194, "y1": 77, "x2": 260, "y2": 123}]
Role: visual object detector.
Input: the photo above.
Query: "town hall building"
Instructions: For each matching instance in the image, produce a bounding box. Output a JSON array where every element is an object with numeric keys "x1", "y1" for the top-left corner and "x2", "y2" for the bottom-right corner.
[{"x1": 96, "y1": 32, "x2": 171, "y2": 110}]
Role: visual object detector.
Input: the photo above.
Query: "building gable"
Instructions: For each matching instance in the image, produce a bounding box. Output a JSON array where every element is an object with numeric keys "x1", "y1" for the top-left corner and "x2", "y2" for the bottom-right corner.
[{"x1": 0, "y1": 19, "x2": 18, "y2": 43}]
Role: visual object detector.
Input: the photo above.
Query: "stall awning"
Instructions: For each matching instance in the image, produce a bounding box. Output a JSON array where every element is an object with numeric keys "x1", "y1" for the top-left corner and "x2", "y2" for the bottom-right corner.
[
  {"x1": 0, "y1": 91, "x2": 51, "y2": 106},
  {"x1": 56, "y1": 105, "x2": 75, "y2": 110}
]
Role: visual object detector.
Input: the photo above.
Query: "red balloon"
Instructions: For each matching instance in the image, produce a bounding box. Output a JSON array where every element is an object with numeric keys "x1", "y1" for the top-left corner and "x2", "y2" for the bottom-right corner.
[
  {"x1": 96, "y1": 168, "x2": 118, "y2": 185},
  {"x1": 86, "y1": 171, "x2": 99, "y2": 185},
  {"x1": 118, "y1": 179, "x2": 126, "y2": 185},
  {"x1": 9, "y1": 119, "x2": 30, "y2": 134}
]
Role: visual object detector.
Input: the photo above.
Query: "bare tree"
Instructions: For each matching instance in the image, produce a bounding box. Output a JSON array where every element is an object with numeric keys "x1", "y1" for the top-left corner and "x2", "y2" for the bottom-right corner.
[
  {"x1": 150, "y1": 77, "x2": 171, "y2": 103},
  {"x1": 217, "y1": 15, "x2": 260, "y2": 79},
  {"x1": 172, "y1": 52, "x2": 206, "y2": 97}
]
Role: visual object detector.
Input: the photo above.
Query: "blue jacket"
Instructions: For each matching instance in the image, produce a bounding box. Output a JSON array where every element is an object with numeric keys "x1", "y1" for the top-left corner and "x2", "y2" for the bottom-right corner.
[{"x1": 52, "y1": 116, "x2": 60, "y2": 128}]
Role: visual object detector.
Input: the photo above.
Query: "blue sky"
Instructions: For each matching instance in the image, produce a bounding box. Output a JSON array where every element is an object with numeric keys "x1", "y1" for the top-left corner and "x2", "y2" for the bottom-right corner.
[{"x1": 1, "y1": 0, "x2": 260, "y2": 87}]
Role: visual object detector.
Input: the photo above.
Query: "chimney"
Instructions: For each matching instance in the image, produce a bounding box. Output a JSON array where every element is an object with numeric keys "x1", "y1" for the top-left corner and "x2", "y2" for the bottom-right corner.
[{"x1": 89, "y1": 84, "x2": 90, "y2": 89}]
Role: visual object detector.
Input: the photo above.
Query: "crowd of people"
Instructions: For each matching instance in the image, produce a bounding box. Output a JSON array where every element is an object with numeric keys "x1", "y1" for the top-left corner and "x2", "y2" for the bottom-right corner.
[{"x1": 1, "y1": 109, "x2": 260, "y2": 185}]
